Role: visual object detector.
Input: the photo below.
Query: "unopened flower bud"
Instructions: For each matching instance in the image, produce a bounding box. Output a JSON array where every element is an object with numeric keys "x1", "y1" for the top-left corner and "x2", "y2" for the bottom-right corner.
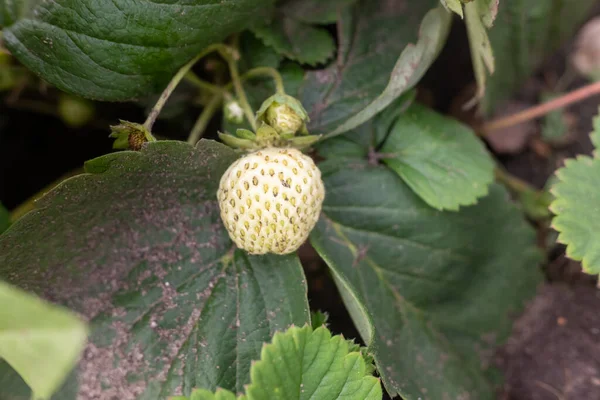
[
  {"x1": 266, "y1": 102, "x2": 303, "y2": 135},
  {"x1": 256, "y1": 93, "x2": 309, "y2": 136},
  {"x1": 223, "y1": 100, "x2": 244, "y2": 124}
]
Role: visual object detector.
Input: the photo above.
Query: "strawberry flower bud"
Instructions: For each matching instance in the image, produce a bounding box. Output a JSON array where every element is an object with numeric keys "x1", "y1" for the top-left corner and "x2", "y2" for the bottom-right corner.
[
  {"x1": 265, "y1": 102, "x2": 303, "y2": 135},
  {"x1": 223, "y1": 99, "x2": 245, "y2": 124},
  {"x1": 256, "y1": 93, "x2": 310, "y2": 136}
]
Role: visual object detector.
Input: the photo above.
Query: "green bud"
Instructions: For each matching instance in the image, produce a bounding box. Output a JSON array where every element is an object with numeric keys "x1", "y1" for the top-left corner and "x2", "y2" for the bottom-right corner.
[
  {"x1": 109, "y1": 120, "x2": 155, "y2": 151},
  {"x1": 0, "y1": 52, "x2": 20, "y2": 92},
  {"x1": 223, "y1": 99, "x2": 245, "y2": 124},
  {"x1": 256, "y1": 93, "x2": 309, "y2": 136},
  {"x1": 265, "y1": 103, "x2": 303, "y2": 135},
  {"x1": 58, "y1": 93, "x2": 95, "y2": 128}
]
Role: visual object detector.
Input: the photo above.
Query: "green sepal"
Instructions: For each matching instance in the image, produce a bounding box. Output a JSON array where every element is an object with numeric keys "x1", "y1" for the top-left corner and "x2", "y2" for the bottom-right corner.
[
  {"x1": 255, "y1": 123, "x2": 280, "y2": 143},
  {"x1": 218, "y1": 132, "x2": 259, "y2": 150},
  {"x1": 236, "y1": 128, "x2": 257, "y2": 140},
  {"x1": 109, "y1": 120, "x2": 156, "y2": 150},
  {"x1": 286, "y1": 134, "x2": 322, "y2": 149}
]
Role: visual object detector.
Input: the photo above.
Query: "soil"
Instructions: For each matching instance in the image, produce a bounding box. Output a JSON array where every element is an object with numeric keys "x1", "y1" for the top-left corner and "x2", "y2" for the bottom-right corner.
[
  {"x1": 3, "y1": 5, "x2": 600, "y2": 400},
  {"x1": 497, "y1": 284, "x2": 600, "y2": 400}
]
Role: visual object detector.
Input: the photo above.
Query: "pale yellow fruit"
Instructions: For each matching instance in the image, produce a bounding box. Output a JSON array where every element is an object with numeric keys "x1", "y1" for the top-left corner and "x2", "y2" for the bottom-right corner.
[
  {"x1": 218, "y1": 147, "x2": 325, "y2": 255},
  {"x1": 266, "y1": 103, "x2": 304, "y2": 135}
]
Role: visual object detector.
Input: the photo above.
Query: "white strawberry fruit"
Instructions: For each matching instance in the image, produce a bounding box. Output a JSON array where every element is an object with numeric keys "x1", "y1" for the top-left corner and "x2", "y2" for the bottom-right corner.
[{"x1": 218, "y1": 147, "x2": 325, "y2": 255}]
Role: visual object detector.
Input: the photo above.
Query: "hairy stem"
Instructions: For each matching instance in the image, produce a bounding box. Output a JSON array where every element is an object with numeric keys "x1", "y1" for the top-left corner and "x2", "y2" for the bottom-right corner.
[
  {"x1": 184, "y1": 71, "x2": 229, "y2": 96},
  {"x1": 495, "y1": 167, "x2": 534, "y2": 194},
  {"x1": 143, "y1": 44, "x2": 225, "y2": 132},
  {"x1": 219, "y1": 48, "x2": 257, "y2": 131},
  {"x1": 483, "y1": 81, "x2": 600, "y2": 133},
  {"x1": 244, "y1": 67, "x2": 286, "y2": 94},
  {"x1": 187, "y1": 95, "x2": 223, "y2": 146}
]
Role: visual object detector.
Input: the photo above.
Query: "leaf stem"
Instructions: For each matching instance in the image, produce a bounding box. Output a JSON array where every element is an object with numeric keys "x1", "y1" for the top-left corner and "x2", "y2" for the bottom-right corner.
[
  {"x1": 187, "y1": 94, "x2": 223, "y2": 146},
  {"x1": 483, "y1": 80, "x2": 600, "y2": 134},
  {"x1": 218, "y1": 47, "x2": 257, "y2": 131},
  {"x1": 184, "y1": 71, "x2": 229, "y2": 96},
  {"x1": 243, "y1": 67, "x2": 286, "y2": 94},
  {"x1": 494, "y1": 167, "x2": 534, "y2": 194},
  {"x1": 143, "y1": 44, "x2": 224, "y2": 132}
]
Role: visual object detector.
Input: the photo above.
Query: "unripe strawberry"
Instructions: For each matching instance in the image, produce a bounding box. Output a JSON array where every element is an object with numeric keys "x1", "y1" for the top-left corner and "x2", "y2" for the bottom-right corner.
[{"x1": 218, "y1": 147, "x2": 324, "y2": 255}]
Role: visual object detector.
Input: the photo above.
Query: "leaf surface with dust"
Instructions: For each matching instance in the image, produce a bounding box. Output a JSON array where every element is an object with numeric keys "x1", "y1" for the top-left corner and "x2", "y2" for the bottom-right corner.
[
  {"x1": 483, "y1": 0, "x2": 596, "y2": 114},
  {"x1": 380, "y1": 104, "x2": 495, "y2": 211},
  {"x1": 298, "y1": 0, "x2": 440, "y2": 134},
  {"x1": 322, "y1": 6, "x2": 452, "y2": 138},
  {"x1": 550, "y1": 110, "x2": 600, "y2": 275},
  {"x1": 0, "y1": 140, "x2": 310, "y2": 400},
  {"x1": 175, "y1": 326, "x2": 381, "y2": 400},
  {"x1": 310, "y1": 123, "x2": 542, "y2": 399},
  {"x1": 0, "y1": 281, "x2": 88, "y2": 400},
  {"x1": 1, "y1": 0, "x2": 274, "y2": 100}
]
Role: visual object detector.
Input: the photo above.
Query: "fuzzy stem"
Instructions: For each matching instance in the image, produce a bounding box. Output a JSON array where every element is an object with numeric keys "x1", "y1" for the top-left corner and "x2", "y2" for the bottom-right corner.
[
  {"x1": 244, "y1": 67, "x2": 286, "y2": 94},
  {"x1": 483, "y1": 80, "x2": 600, "y2": 133},
  {"x1": 187, "y1": 95, "x2": 223, "y2": 146},
  {"x1": 494, "y1": 167, "x2": 535, "y2": 194},
  {"x1": 219, "y1": 48, "x2": 257, "y2": 131},
  {"x1": 184, "y1": 71, "x2": 229, "y2": 96},
  {"x1": 143, "y1": 44, "x2": 224, "y2": 132}
]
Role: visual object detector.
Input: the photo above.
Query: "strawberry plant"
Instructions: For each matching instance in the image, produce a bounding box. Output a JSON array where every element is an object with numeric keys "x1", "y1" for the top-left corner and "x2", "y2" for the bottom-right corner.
[{"x1": 1, "y1": 0, "x2": 599, "y2": 399}]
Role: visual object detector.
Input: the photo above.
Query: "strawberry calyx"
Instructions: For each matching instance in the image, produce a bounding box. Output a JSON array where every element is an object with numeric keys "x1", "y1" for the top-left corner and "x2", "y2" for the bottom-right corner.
[{"x1": 219, "y1": 94, "x2": 320, "y2": 151}]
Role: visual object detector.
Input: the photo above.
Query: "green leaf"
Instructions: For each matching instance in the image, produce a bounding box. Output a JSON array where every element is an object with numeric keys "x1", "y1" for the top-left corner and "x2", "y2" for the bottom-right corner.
[
  {"x1": 550, "y1": 110, "x2": 600, "y2": 274},
  {"x1": 280, "y1": 0, "x2": 358, "y2": 24},
  {"x1": 310, "y1": 310, "x2": 329, "y2": 328},
  {"x1": 322, "y1": 6, "x2": 452, "y2": 138},
  {"x1": 440, "y1": 0, "x2": 464, "y2": 18},
  {"x1": 464, "y1": 0, "x2": 495, "y2": 105},
  {"x1": 179, "y1": 326, "x2": 382, "y2": 400},
  {"x1": 0, "y1": 0, "x2": 40, "y2": 27},
  {"x1": 483, "y1": 0, "x2": 596, "y2": 114},
  {"x1": 299, "y1": 0, "x2": 442, "y2": 134},
  {"x1": 0, "y1": 281, "x2": 88, "y2": 400},
  {"x1": 311, "y1": 134, "x2": 542, "y2": 399},
  {"x1": 171, "y1": 388, "x2": 237, "y2": 400},
  {"x1": 476, "y1": 0, "x2": 499, "y2": 27},
  {"x1": 0, "y1": 140, "x2": 310, "y2": 399},
  {"x1": 252, "y1": 18, "x2": 335, "y2": 66},
  {"x1": 380, "y1": 104, "x2": 495, "y2": 211},
  {"x1": 239, "y1": 32, "x2": 283, "y2": 71},
  {"x1": 1, "y1": 0, "x2": 275, "y2": 100},
  {"x1": 0, "y1": 203, "x2": 9, "y2": 234}
]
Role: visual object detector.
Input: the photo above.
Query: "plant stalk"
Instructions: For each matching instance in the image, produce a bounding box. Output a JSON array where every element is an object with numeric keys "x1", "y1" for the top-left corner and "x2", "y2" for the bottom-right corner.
[
  {"x1": 483, "y1": 80, "x2": 600, "y2": 134},
  {"x1": 143, "y1": 44, "x2": 224, "y2": 132},
  {"x1": 187, "y1": 95, "x2": 223, "y2": 146},
  {"x1": 494, "y1": 167, "x2": 534, "y2": 194},
  {"x1": 244, "y1": 67, "x2": 286, "y2": 94},
  {"x1": 219, "y1": 48, "x2": 257, "y2": 131},
  {"x1": 184, "y1": 71, "x2": 229, "y2": 96}
]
